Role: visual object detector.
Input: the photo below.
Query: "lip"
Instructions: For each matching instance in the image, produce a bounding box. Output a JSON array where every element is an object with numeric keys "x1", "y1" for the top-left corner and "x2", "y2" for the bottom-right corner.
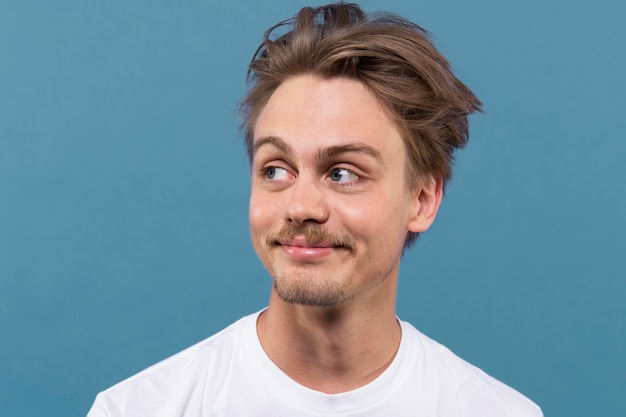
[
  {"x1": 280, "y1": 244, "x2": 335, "y2": 261},
  {"x1": 277, "y1": 237, "x2": 337, "y2": 261}
]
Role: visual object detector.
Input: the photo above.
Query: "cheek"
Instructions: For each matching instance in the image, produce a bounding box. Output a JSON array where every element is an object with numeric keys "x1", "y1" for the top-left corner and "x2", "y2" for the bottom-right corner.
[
  {"x1": 336, "y1": 195, "x2": 391, "y2": 235},
  {"x1": 338, "y1": 192, "x2": 411, "y2": 247},
  {"x1": 249, "y1": 185, "x2": 270, "y2": 216},
  {"x1": 249, "y1": 193, "x2": 268, "y2": 234},
  {"x1": 249, "y1": 212, "x2": 267, "y2": 238},
  {"x1": 249, "y1": 190, "x2": 285, "y2": 242},
  {"x1": 249, "y1": 205, "x2": 269, "y2": 260}
]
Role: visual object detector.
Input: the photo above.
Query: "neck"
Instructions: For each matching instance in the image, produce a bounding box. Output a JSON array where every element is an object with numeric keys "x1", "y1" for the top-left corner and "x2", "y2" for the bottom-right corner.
[{"x1": 257, "y1": 281, "x2": 401, "y2": 394}]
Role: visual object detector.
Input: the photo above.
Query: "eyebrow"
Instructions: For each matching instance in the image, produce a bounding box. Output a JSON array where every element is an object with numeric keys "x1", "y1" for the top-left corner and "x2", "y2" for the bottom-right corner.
[
  {"x1": 253, "y1": 136, "x2": 383, "y2": 164},
  {"x1": 316, "y1": 143, "x2": 383, "y2": 164},
  {"x1": 252, "y1": 136, "x2": 292, "y2": 156}
]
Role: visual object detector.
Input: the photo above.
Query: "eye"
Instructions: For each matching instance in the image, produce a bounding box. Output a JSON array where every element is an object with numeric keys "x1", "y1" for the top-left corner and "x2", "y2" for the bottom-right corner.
[
  {"x1": 329, "y1": 168, "x2": 359, "y2": 183},
  {"x1": 264, "y1": 166, "x2": 290, "y2": 180}
]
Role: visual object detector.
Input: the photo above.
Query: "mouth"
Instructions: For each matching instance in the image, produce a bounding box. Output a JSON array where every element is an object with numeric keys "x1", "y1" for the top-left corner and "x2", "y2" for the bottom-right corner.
[
  {"x1": 277, "y1": 240, "x2": 339, "y2": 261},
  {"x1": 278, "y1": 237, "x2": 335, "y2": 249}
]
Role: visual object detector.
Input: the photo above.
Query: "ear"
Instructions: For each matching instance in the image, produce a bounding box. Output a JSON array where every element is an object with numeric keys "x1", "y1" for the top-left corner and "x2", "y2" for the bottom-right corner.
[{"x1": 407, "y1": 176, "x2": 443, "y2": 234}]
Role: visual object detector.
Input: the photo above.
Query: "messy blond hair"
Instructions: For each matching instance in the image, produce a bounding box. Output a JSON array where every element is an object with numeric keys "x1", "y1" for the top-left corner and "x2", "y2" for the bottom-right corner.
[{"x1": 240, "y1": 2, "x2": 482, "y2": 246}]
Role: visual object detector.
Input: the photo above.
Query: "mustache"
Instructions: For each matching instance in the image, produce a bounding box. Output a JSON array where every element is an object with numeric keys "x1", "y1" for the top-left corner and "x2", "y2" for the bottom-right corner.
[{"x1": 265, "y1": 224, "x2": 355, "y2": 253}]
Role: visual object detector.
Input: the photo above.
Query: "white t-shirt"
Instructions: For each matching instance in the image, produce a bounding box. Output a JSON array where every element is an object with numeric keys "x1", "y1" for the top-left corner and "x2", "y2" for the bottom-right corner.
[{"x1": 88, "y1": 311, "x2": 542, "y2": 416}]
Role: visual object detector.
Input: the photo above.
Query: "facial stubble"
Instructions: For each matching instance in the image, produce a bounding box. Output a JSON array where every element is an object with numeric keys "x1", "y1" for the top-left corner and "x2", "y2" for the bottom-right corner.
[{"x1": 265, "y1": 224, "x2": 357, "y2": 307}]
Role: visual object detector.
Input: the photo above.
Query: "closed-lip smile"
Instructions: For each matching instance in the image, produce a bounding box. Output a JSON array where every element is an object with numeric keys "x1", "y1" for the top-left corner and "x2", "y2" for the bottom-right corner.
[{"x1": 278, "y1": 237, "x2": 337, "y2": 260}]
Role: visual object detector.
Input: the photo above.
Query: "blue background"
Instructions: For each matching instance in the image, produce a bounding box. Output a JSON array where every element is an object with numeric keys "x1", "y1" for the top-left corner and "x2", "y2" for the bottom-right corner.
[{"x1": 1, "y1": 1, "x2": 624, "y2": 416}]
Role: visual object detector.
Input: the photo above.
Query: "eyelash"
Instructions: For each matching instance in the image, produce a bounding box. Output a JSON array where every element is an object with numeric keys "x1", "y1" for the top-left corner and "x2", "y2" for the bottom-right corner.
[
  {"x1": 263, "y1": 166, "x2": 285, "y2": 179},
  {"x1": 258, "y1": 164, "x2": 361, "y2": 186},
  {"x1": 329, "y1": 167, "x2": 359, "y2": 185}
]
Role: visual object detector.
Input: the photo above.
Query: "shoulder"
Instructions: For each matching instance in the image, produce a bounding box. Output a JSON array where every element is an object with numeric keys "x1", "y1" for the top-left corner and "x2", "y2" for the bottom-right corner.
[
  {"x1": 88, "y1": 312, "x2": 259, "y2": 417},
  {"x1": 400, "y1": 320, "x2": 543, "y2": 417}
]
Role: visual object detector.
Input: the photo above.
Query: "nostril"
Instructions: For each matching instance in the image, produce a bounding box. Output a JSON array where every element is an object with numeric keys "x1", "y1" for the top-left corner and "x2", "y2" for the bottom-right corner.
[{"x1": 286, "y1": 184, "x2": 329, "y2": 225}]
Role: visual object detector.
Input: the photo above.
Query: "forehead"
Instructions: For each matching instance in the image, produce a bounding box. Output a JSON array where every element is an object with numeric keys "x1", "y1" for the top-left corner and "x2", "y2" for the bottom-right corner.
[{"x1": 252, "y1": 75, "x2": 405, "y2": 158}]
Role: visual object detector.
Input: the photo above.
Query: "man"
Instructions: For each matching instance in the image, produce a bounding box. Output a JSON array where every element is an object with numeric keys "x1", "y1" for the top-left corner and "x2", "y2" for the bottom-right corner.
[{"x1": 88, "y1": 3, "x2": 542, "y2": 416}]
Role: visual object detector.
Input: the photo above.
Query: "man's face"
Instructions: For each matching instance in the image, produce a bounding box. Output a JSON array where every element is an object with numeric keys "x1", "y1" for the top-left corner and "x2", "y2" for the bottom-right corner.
[{"x1": 249, "y1": 75, "x2": 429, "y2": 307}]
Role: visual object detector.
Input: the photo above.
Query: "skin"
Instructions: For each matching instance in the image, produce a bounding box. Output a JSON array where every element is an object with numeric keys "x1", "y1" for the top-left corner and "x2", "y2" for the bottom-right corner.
[{"x1": 249, "y1": 75, "x2": 443, "y2": 393}]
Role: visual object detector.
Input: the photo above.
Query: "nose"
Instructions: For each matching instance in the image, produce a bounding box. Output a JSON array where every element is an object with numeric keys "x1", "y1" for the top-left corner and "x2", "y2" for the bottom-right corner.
[{"x1": 286, "y1": 175, "x2": 329, "y2": 225}]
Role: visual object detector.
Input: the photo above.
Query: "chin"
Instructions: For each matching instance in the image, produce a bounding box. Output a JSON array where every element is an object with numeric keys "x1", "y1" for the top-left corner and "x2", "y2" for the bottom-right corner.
[{"x1": 273, "y1": 275, "x2": 350, "y2": 307}]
